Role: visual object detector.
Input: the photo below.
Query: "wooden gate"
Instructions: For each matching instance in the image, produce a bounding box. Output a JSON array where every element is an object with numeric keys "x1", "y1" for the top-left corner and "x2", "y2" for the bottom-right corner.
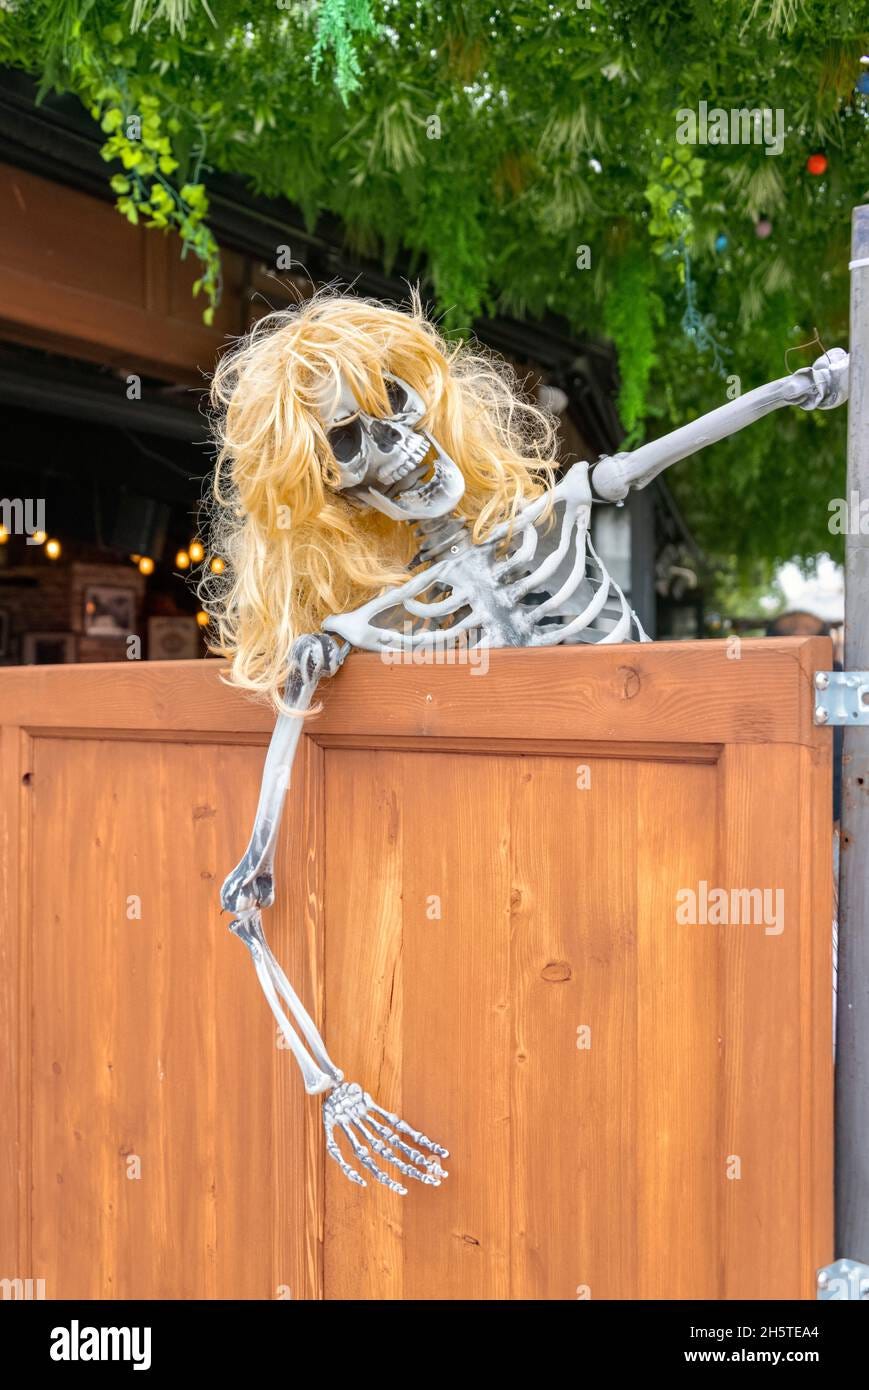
[{"x1": 0, "y1": 638, "x2": 833, "y2": 1299}]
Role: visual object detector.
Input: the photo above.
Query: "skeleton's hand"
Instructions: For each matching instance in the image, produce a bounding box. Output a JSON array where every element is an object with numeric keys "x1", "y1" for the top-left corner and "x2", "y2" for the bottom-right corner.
[
  {"x1": 322, "y1": 1081, "x2": 449, "y2": 1195},
  {"x1": 287, "y1": 632, "x2": 348, "y2": 696}
]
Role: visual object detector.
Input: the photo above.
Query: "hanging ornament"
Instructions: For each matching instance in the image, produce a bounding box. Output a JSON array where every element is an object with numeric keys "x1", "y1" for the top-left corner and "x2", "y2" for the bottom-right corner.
[
  {"x1": 714, "y1": 233, "x2": 729, "y2": 253},
  {"x1": 755, "y1": 216, "x2": 773, "y2": 239},
  {"x1": 806, "y1": 152, "x2": 827, "y2": 176}
]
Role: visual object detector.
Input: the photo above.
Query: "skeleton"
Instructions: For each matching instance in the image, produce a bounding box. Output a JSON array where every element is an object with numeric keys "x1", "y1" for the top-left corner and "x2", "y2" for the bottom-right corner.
[{"x1": 221, "y1": 346, "x2": 849, "y2": 1194}]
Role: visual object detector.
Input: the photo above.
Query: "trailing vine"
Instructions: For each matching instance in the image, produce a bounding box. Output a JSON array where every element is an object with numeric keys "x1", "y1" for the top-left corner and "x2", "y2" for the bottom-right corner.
[{"x1": 0, "y1": 0, "x2": 866, "y2": 570}]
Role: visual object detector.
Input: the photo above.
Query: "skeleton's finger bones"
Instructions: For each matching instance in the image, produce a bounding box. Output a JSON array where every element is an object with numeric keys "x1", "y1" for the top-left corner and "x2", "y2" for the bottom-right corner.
[{"x1": 322, "y1": 1081, "x2": 449, "y2": 1194}]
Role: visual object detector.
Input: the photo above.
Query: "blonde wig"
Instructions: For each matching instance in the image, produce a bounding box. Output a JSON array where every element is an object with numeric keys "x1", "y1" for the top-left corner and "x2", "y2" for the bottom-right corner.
[{"x1": 205, "y1": 288, "x2": 560, "y2": 711}]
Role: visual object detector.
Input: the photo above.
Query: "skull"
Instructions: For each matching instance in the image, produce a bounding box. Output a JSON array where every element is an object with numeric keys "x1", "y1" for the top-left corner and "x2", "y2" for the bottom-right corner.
[{"x1": 318, "y1": 373, "x2": 465, "y2": 520}]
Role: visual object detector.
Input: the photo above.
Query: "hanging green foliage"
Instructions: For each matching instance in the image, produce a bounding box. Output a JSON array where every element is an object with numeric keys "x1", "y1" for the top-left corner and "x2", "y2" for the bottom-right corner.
[
  {"x1": 0, "y1": 0, "x2": 866, "y2": 571},
  {"x1": 310, "y1": 0, "x2": 379, "y2": 102},
  {"x1": 603, "y1": 248, "x2": 662, "y2": 444}
]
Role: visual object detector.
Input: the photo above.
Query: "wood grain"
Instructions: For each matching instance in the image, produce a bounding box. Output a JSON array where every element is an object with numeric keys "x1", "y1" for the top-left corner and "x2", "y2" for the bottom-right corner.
[
  {"x1": 0, "y1": 637, "x2": 828, "y2": 745},
  {"x1": 0, "y1": 640, "x2": 833, "y2": 1299},
  {"x1": 0, "y1": 161, "x2": 233, "y2": 380},
  {"x1": 25, "y1": 737, "x2": 308, "y2": 1299}
]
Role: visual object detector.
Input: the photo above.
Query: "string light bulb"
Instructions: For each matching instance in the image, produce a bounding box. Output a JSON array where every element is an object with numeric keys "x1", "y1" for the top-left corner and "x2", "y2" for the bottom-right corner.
[
  {"x1": 45, "y1": 538, "x2": 62, "y2": 559},
  {"x1": 196, "y1": 610, "x2": 210, "y2": 628},
  {"x1": 138, "y1": 556, "x2": 155, "y2": 576},
  {"x1": 175, "y1": 549, "x2": 191, "y2": 570},
  {"x1": 31, "y1": 530, "x2": 47, "y2": 545},
  {"x1": 0, "y1": 525, "x2": 9, "y2": 544},
  {"x1": 209, "y1": 555, "x2": 225, "y2": 574},
  {"x1": 189, "y1": 539, "x2": 205, "y2": 563}
]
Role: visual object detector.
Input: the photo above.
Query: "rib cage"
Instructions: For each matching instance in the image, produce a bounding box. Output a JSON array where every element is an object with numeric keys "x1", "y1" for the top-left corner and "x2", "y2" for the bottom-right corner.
[{"x1": 323, "y1": 461, "x2": 648, "y2": 652}]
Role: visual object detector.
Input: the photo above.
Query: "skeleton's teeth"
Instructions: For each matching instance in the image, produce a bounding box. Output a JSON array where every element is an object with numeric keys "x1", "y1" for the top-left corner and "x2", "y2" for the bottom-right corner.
[
  {"x1": 380, "y1": 444, "x2": 429, "y2": 487},
  {"x1": 382, "y1": 449, "x2": 437, "y2": 499},
  {"x1": 381, "y1": 458, "x2": 415, "y2": 485}
]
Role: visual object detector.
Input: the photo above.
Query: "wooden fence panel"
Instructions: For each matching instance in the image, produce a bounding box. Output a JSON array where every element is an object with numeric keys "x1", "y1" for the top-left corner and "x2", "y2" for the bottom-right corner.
[{"x1": 0, "y1": 639, "x2": 833, "y2": 1299}]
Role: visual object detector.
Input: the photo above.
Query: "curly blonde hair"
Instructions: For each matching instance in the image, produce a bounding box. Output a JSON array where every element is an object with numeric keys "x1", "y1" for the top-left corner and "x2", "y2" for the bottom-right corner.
[{"x1": 204, "y1": 288, "x2": 559, "y2": 711}]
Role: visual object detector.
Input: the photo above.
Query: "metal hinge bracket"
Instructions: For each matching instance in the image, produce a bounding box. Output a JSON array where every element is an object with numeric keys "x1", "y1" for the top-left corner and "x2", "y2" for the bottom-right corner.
[
  {"x1": 817, "y1": 1258, "x2": 869, "y2": 1299},
  {"x1": 813, "y1": 670, "x2": 869, "y2": 725}
]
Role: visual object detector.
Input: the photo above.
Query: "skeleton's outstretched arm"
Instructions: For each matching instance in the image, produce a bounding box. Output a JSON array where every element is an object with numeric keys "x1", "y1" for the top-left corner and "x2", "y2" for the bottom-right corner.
[
  {"x1": 592, "y1": 348, "x2": 849, "y2": 502},
  {"x1": 221, "y1": 633, "x2": 449, "y2": 1193}
]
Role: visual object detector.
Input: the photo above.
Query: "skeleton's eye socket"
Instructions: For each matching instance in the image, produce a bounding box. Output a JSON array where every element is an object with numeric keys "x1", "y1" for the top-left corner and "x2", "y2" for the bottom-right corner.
[
  {"x1": 385, "y1": 378, "x2": 409, "y2": 414},
  {"x1": 326, "y1": 419, "x2": 362, "y2": 463}
]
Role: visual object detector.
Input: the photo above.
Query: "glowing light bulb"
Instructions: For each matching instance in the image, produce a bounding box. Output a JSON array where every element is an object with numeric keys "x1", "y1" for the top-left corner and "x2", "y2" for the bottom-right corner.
[
  {"x1": 189, "y1": 539, "x2": 205, "y2": 563},
  {"x1": 196, "y1": 610, "x2": 210, "y2": 627},
  {"x1": 31, "y1": 530, "x2": 47, "y2": 545},
  {"x1": 45, "y1": 538, "x2": 62, "y2": 559},
  {"x1": 0, "y1": 525, "x2": 9, "y2": 544},
  {"x1": 209, "y1": 556, "x2": 225, "y2": 574},
  {"x1": 138, "y1": 556, "x2": 155, "y2": 576},
  {"x1": 175, "y1": 549, "x2": 191, "y2": 570}
]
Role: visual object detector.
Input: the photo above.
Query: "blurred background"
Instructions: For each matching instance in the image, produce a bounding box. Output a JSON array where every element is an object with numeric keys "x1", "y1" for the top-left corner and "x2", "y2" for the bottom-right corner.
[{"x1": 1, "y1": 2, "x2": 864, "y2": 666}]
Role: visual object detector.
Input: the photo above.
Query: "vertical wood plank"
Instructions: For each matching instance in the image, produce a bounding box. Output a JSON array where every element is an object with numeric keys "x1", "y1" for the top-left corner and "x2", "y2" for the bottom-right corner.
[
  {"x1": 635, "y1": 761, "x2": 720, "y2": 1298},
  {"x1": 0, "y1": 727, "x2": 30, "y2": 1286},
  {"x1": 27, "y1": 735, "x2": 307, "y2": 1298},
  {"x1": 718, "y1": 742, "x2": 832, "y2": 1298},
  {"x1": 801, "y1": 741, "x2": 834, "y2": 1295},
  {"x1": 322, "y1": 749, "x2": 407, "y2": 1297},
  {"x1": 400, "y1": 752, "x2": 513, "y2": 1300},
  {"x1": 509, "y1": 755, "x2": 641, "y2": 1300},
  {"x1": 279, "y1": 732, "x2": 326, "y2": 1302}
]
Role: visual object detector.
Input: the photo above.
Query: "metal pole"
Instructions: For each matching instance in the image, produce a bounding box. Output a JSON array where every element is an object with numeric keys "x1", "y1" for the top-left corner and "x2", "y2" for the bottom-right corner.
[{"x1": 836, "y1": 203, "x2": 869, "y2": 1263}]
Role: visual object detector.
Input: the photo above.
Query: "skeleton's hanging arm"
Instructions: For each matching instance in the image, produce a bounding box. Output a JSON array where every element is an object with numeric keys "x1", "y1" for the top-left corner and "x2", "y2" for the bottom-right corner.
[
  {"x1": 221, "y1": 633, "x2": 347, "y2": 915},
  {"x1": 221, "y1": 629, "x2": 450, "y2": 1190},
  {"x1": 221, "y1": 633, "x2": 348, "y2": 1095},
  {"x1": 592, "y1": 349, "x2": 849, "y2": 502}
]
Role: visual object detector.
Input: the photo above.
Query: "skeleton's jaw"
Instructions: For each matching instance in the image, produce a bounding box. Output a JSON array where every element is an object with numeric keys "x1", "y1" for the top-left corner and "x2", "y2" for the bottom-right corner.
[{"x1": 359, "y1": 434, "x2": 466, "y2": 521}]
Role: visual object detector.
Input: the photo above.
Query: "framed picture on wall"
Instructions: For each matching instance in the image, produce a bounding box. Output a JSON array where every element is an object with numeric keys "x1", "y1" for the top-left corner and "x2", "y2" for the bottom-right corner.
[
  {"x1": 83, "y1": 585, "x2": 137, "y2": 638},
  {"x1": 22, "y1": 632, "x2": 77, "y2": 665}
]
